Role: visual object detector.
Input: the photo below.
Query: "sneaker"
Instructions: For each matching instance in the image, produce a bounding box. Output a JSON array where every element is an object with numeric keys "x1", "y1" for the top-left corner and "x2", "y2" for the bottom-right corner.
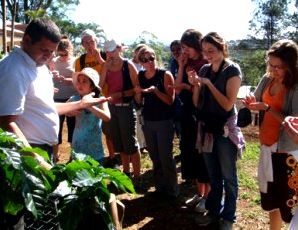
[
  {"x1": 185, "y1": 194, "x2": 202, "y2": 208},
  {"x1": 195, "y1": 212, "x2": 218, "y2": 226},
  {"x1": 219, "y1": 219, "x2": 233, "y2": 230},
  {"x1": 194, "y1": 198, "x2": 206, "y2": 213}
]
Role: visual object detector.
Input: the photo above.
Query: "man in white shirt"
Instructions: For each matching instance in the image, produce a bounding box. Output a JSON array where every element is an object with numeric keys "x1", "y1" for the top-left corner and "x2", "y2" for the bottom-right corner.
[{"x1": 0, "y1": 18, "x2": 107, "y2": 165}]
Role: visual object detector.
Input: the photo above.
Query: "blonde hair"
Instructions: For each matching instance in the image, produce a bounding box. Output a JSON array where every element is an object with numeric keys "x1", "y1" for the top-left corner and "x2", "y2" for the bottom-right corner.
[{"x1": 137, "y1": 46, "x2": 155, "y2": 62}]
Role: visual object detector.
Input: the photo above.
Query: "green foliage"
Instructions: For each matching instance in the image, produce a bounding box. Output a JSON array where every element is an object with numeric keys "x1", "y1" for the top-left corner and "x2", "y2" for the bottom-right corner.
[
  {"x1": 229, "y1": 40, "x2": 266, "y2": 87},
  {"x1": 237, "y1": 141, "x2": 260, "y2": 203},
  {"x1": 242, "y1": 142, "x2": 260, "y2": 161},
  {"x1": 0, "y1": 129, "x2": 55, "y2": 218},
  {"x1": 0, "y1": 129, "x2": 134, "y2": 229},
  {"x1": 2, "y1": 0, "x2": 79, "y2": 23},
  {"x1": 238, "y1": 170, "x2": 258, "y2": 190},
  {"x1": 249, "y1": 0, "x2": 296, "y2": 48},
  {"x1": 238, "y1": 50, "x2": 266, "y2": 86},
  {"x1": 54, "y1": 21, "x2": 107, "y2": 51},
  {"x1": 128, "y1": 31, "x2": 171, "y2": 69},
  {"x1": 25, "y1": 8, "x2": 48, "y2": 20}
]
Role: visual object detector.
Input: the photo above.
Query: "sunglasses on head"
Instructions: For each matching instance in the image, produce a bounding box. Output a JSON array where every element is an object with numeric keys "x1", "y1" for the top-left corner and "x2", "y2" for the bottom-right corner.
[{"x1": 141, "y1": 56, "x2": 155, "y2": 63}]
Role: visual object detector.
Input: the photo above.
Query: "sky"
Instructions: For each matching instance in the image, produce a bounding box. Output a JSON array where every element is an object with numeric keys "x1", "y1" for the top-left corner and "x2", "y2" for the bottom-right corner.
[{"x1": 70, "y1": 0, "x2": 255, "y2": 45}]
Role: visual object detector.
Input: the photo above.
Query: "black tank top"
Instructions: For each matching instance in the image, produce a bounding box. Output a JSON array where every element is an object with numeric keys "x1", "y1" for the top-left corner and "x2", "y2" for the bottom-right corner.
[{"x1": 139, "y1": 69, "x2": 174, "y2": 121}]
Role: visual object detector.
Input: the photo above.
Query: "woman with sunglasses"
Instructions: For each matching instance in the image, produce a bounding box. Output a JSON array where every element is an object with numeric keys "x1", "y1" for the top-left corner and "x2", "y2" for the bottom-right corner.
[
  {"x1": 135, "y1": 46, "x2": 179, "y2": 198},
  {"x1": 51, "y1": 35, "x2": 77, "y2": 162}
]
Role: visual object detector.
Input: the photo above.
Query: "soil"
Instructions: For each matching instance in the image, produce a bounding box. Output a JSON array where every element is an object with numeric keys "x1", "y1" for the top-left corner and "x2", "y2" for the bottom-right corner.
[{"x1": 58, "y1": 124, "x2": 286, "y2": 230}]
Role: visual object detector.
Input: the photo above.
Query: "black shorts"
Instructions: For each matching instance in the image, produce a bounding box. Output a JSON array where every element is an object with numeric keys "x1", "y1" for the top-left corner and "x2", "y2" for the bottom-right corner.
[{"x1": 260, "y1": 153, "x2": 297, "y2": 223}]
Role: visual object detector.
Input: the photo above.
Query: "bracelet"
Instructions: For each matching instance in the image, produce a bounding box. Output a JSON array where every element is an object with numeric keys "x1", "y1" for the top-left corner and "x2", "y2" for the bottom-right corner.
[{"x1": 265, "y1": 105, "x2": 271, "y2": 112}]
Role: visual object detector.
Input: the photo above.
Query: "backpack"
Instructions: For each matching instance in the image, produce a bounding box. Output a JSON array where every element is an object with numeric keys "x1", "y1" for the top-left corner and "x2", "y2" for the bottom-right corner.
[{"x1": 79, "y1": 51, "x2": 107, "y2": 69}]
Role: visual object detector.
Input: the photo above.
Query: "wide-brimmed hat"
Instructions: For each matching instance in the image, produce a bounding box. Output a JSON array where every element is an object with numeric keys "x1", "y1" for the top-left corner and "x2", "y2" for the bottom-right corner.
[
  {"x1": 73, "y1": 67, "x2": 100, "y2": 89},
  {"x1": 104, "y1": 39, "x2": 120, "y2": 52}
]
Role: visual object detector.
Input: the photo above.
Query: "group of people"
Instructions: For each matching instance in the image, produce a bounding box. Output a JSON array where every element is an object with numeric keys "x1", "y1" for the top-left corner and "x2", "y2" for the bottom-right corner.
[{"x1": 0, "y1": 18, "x2": 298, "y2": 230}]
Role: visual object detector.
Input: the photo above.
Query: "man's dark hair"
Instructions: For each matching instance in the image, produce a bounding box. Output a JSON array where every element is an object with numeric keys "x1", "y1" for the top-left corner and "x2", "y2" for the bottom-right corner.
[
  {"x1": 170, "y1": 40, "x2": 181, "y2": 51},
  {"x1": 24, "y1": 18, "x2": 61, "y2": 44}
]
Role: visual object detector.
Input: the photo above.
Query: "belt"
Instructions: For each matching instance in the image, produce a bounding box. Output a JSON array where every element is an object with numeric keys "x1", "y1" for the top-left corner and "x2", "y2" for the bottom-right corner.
[{"x1": 113, "y1": 103, "x2": 130, "y2": 107}]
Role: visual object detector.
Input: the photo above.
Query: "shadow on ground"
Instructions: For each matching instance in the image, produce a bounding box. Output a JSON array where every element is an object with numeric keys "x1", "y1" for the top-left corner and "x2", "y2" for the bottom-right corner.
[
  {"x1": 121, "y1": 191, "x2": 219, "y2": 230},
  {"x1": 119, "y1": 179, "x2": 219, "y2": 230}
]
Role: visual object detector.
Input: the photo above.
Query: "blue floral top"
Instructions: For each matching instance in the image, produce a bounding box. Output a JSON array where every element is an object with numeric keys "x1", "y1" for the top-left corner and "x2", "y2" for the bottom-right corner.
[{"x1": 69, "y1": 95, "x2": 104, "y2": 163}]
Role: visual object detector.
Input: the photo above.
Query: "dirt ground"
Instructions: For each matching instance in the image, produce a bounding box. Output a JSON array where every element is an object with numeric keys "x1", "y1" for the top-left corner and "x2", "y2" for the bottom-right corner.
[{"x1": 58, "y1": 124, "x2": 283, "y2": 230}]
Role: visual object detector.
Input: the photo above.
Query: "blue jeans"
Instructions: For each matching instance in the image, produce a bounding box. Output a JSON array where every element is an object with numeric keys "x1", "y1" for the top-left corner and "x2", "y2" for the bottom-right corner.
[{"x1": 203, "y1": 135, "x2": 238, "y2": 222}]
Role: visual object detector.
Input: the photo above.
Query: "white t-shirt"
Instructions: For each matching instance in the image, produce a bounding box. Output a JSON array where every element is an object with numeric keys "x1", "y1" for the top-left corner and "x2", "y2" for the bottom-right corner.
[
  {"x1": 0, "y1": 47, "x2": 59, "y2": 145},
  {"x1": 53, "y1": 56, "x2": 77, "y2": 100}
]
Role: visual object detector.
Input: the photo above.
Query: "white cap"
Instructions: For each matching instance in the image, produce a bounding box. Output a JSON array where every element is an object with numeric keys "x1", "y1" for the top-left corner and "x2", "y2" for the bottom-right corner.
[
  {"x1": 104, "y1": 39, "x2": 119, "y2": 52},
  {"x1": 73, "y1": 67, "x2": 100, "y2": 89}
]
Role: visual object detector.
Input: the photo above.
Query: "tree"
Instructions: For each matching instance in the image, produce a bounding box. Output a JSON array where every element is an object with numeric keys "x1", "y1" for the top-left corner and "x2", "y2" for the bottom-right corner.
[
  {"x1": 249, "y1": 0, "x2": 296, "y2": 48},
  {"x1": 1, "y1": 0, "x2": 7, "y2": 54},
  {"x1": 1, "y1": 0, "x2": 79, "y2": 24},
  {"x1": 128, "y1": 31, "x2": 170, "y2": 68},
  {"x1": 9, "y1": 0, "x2": 17, "y2": 50},
  {"x1": 0, "y1": 0, "x2": 106, "y2": 52},
  {"x1": 285, "y1": 0, "x2": 298, "y2": 43},
  {"x1": 239, "y1": 50, "x2": 267, "y2": 86}
]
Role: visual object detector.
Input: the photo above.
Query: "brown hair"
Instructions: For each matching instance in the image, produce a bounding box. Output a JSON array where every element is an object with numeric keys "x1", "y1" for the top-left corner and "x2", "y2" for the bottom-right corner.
[
  {"x1": 57, "y1": 35, "x2": 73, "y2": 56},
  {"x1": 201, "y1": 32, "x2": 229, "y2": 58},
  {"x1": 266, "y1": 39, "x2": 298, "y2": 88},
  {"x1": 170, "y1": 40, "x2": 181, "y2": 51},
  {"x1": 180, "y1": 29, "x2": 203, "y2": 54}
]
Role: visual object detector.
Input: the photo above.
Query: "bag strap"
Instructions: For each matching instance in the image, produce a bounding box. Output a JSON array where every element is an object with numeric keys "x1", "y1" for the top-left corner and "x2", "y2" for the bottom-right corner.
[
  {"x1": 79, "y1": 53, "x2": 86, "y2": 69},
  {"x1": 206, "y1": 60, "x2": 225, "y2": 84}
]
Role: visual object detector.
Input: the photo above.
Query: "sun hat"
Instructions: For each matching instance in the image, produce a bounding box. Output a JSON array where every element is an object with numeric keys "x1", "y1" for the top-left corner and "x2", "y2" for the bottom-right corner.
[
  {"x1": 104, "y1": 39, "x2": 119, "y2": 52},
  {"x1": 73, "y1": 67, "x2": 100, "y2": 89},
  {"x1": 81, "y1": 29, "x2": 97, "y2": 42}
]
